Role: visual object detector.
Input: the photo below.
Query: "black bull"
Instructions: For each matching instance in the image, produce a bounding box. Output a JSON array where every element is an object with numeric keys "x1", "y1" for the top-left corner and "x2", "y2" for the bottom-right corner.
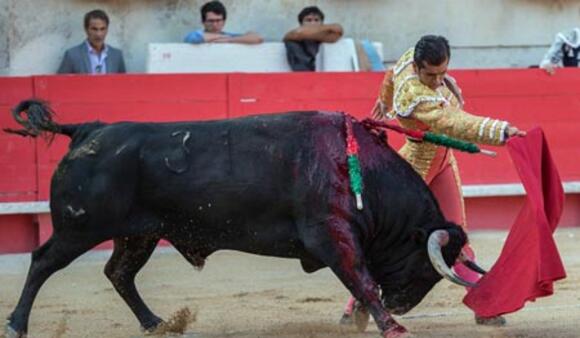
[{"x1": 4, "y1": 100, "x2": 472, "y2": 338}]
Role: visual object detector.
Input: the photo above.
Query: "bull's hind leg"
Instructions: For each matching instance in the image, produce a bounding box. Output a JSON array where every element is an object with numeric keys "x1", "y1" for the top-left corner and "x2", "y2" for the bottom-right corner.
[
  {"x1": 6, "y1": 234, "x2": 101, "y2": 337},
  {"x1": 104, "y1": 235, "x2": 162, "y2": 332}
]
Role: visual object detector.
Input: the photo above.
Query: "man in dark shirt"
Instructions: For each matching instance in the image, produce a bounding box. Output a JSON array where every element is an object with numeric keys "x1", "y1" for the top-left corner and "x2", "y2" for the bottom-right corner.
[{"x1": 283, "y1": 6, "x2": 343, "y2": 71}]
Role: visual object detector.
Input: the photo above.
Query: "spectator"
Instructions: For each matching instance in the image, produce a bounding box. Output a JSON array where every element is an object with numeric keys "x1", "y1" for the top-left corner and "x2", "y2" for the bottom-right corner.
[
  {"x1": 57, "y1": 9, "x2": 126, "y2": 74},
  {"x1": 540, "y1": 27, "x2": 580, "y2": 75},
  {"x1": 184, "y1": 1, "x2": 263, "y2": 45},
  {"x1": 283, "y1": 6, "x2": 343, "y2": 71}
]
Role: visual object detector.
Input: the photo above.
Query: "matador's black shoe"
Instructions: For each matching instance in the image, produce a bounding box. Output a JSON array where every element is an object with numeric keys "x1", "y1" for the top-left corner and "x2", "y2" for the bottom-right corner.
[{"x1": 475, "y1": 314, "x2": 507, "y2": 326}]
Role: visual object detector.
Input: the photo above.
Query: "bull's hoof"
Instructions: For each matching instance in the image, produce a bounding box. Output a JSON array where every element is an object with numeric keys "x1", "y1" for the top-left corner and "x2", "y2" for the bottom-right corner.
[
  {"x1": 382, "y1": 324, "x2": 410, "y2": 338},
  {"x1": 475, "y1": 315, "x2": 506, "y2": 326},
  {"x1": 4, "y1": 323, "x2": 27, "y2": 338},
  {"x1": 140, "y1": 319, "x2": 166, "y2": 336},
  {"x1": 353, "y1": 306, "x2": 370, "y2": 332},
  {"x1": 338, "y1": 313, "x2": 353, "y2": 325}
]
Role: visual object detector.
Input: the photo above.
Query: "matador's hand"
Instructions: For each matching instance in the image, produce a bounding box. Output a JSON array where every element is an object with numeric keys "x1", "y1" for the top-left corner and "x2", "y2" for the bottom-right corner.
[{"x1": 506, "y1": 126, "x2": 527, "y2": 138}]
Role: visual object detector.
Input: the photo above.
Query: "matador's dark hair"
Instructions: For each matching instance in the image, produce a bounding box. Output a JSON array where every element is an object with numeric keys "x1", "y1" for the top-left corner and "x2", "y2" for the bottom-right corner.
[{"x1": 414, "y1": 35, "x2": 450, "y2": 68}]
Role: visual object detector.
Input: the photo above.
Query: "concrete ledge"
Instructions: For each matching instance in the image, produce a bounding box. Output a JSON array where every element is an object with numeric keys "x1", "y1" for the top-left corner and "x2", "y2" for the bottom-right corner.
[
  {"x1": 0, "y1": 202, "x2": 50, "y2": 215},
  {"x1": 146, "y1": 39, "x2": 384, "y2": 74},
  {"x1": 462, "y1": 181, "x2": 580, "y2": 197},
  {"x1": 1, "y1": 181, "x2": 579, "y2": 215},
  {"x1": 147, "y1": 42, "x2": 291, "y2": 73}
]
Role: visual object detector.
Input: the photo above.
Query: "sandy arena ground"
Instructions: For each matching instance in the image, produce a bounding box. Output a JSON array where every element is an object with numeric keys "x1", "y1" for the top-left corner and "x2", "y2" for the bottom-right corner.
[{"x1": 1, "y1": 228, "x2": 579, "y2": 338}]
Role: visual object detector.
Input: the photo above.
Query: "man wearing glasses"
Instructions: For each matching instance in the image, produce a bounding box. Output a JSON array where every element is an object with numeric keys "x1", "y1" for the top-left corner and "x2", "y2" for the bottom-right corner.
[
  {"x1": 58, "y1": 9, "x2": 126, "y2": 74},
  {"x1": 184, "y1": 1, "x2": 263, "y2": 44}
]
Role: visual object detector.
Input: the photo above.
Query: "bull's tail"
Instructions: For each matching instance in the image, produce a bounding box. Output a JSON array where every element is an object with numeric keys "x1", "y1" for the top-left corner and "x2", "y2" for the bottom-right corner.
[{"x1": 3, "y1": 99, "x2": 79, "y2": 140}]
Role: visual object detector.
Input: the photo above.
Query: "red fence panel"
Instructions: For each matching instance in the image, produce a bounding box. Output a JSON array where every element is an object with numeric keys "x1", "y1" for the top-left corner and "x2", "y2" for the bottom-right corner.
[
  {"x1": 227, "y1": 72, "x2": 384, "y2": 119},
  {"x1": 1, "y1": 70, "x2": 579, "y2": 200},
  {"x1": 0, "y1": 70, "x2": 578, "y2": 199},
  {"x1": 0, "y1": 77, "x2": 36, "y2": 203}
]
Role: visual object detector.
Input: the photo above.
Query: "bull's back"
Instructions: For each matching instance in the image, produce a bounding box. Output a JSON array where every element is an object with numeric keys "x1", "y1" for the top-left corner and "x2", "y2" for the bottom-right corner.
[{"x1": 138, "y1": 111, "x2": 330, "y2": 202}]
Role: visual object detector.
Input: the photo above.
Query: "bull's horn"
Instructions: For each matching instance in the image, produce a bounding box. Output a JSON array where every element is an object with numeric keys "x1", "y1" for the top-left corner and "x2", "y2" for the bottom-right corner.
[
  {"x1": 459, "y1": 250, "x2": 488, "y2": 275},
  {"x1": 427, "y1": 230, "x2": 477, "y2": 288}
]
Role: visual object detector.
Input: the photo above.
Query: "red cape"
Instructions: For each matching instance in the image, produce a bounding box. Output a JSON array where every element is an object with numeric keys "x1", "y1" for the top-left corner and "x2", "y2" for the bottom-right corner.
[{"x1": 463, "y1": 127, "x2": 567, "y2": 317}]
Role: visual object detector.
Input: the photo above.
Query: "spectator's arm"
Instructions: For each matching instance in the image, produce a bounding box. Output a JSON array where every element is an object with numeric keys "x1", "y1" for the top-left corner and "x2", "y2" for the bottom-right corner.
[
  {"x1": 202, "y1": 32, "x2": 227, "y2": 42},
  {"x1": 540, "y1": 34, "x2": 564, "y2": 74},
  {"x1": 57, "y1": 51, "x2": 73, "y2": 74},
  {"x1": 283, "y1": 24, "x2": 344, "y2": 43},
  {"x1": 213, "y1": 32, "x2": 263, "y2": 44},
  {"x1": 184, "y1": 30, "x2": 205, "y2": 44}
]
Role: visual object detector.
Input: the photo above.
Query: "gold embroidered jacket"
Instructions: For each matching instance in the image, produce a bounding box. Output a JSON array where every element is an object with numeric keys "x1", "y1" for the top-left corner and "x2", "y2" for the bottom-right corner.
[{"x1": 377, "y1": 48, "x2": 509, "y2": 179}]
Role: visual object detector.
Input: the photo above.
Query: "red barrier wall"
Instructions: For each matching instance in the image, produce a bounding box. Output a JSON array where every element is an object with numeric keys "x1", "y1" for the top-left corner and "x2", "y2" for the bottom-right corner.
[
  {"x1": 0, "y1": 69, "x2": 579, "y2": 253},
  {"x1": 0, "y1": 77, "x2": 36, "y2": 203}
]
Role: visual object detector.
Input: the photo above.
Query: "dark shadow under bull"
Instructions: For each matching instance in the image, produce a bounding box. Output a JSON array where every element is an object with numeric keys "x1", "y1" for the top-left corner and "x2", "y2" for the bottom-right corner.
[{"x1": 4, "y1": 100, "x2": 481, "y2": 338}]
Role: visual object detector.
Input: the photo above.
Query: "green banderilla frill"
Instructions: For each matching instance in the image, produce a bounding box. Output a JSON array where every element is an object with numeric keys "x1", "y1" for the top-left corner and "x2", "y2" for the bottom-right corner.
[
  {"x1": 347, "y1": 155, "x2": 364, "y2": 210},
  {"x1": 361, "y1": 119, "x2": 497, "y2": 157},
  {"x1": 423, "y1": 132, "x2": 480, "y2": 153},
  {"x1": 347, "y1": 155, "x2": 363, "y2": 194}
]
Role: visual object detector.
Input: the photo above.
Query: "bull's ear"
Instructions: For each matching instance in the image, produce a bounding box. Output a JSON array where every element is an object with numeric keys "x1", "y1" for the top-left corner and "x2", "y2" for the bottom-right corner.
[{"x1": 411, "y1": 228, "x2": 428, "y2": 245}]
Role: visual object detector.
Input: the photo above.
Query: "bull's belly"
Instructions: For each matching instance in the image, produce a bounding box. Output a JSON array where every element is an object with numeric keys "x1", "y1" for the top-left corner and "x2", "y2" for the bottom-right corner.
[{"x1": 158, "y1": 208, "x2": 308, "y2": 260}]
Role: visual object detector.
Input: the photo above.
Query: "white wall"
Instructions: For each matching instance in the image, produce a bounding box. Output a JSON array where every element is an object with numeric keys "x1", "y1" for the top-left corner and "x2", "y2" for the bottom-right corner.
[{"x1": 1, "y1": 0, "x2": 580, "y2": 75}]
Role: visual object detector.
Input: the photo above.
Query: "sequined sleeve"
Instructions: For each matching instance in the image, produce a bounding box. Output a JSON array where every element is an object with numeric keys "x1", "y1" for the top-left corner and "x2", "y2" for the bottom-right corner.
[
  {"x1": 412, "y1": 101, "x2": 508, "y2": 145},
  {"x1": 373, "y1": 69, "x2": 395, "y2": 119}
]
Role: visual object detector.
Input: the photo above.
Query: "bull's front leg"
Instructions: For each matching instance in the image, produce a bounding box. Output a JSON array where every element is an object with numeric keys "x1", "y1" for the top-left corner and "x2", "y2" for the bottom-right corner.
[
  {"x1": 301, "y1": 218, "x2": 409, "y2": 338},
  {"x1": 332, "y1": 265, "x2": 409, "y2": 338}
]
